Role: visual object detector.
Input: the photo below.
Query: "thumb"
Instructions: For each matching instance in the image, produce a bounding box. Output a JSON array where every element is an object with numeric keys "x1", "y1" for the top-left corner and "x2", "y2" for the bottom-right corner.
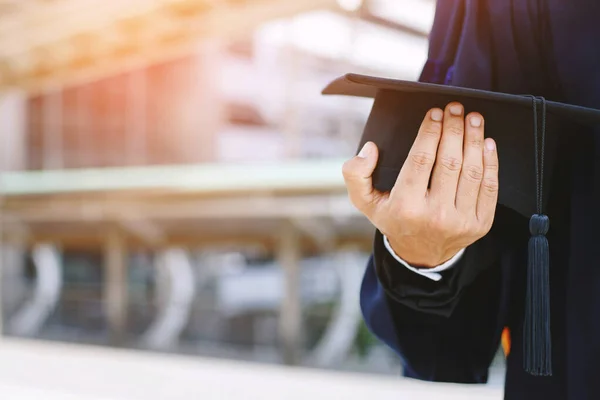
[{"x1": 342, "y1": 141, "x2": 382, "y2": 214}]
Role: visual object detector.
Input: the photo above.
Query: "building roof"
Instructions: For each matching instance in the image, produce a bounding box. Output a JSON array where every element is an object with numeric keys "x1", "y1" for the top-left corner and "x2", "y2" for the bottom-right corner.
[{"x1": 0, "y1": 160, "x2": 368, "y2": 250}]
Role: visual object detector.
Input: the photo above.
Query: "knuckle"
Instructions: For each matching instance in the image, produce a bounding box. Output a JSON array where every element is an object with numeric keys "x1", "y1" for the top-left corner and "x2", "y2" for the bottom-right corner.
[
  {"x1": 438, "y1": 155, "x2": 463, "y2": 172},
  {"x1": 467, "y1": 136, "x2": 483, "y2": 148},
  {"x1": 421, "y1": 125, "x2": 442, "y2": 138},
  {"x1": 469, "y1": 219, "x2": 486, "y2": 236},
  {"x1": 445, "y1": 124, "x2": 464, "y2": 137},
  {"x1": 482, "y1": 177, "x2": 499, "y2": 193},
  {"x1": 456, "y1": 224, "x2": 472, "y2": 239},
  {"x1": 397, "y1": 207, "x2": 420, "y2": 224},
  {"x1": 485, "y1": 161, "x2": 499, "y2": 172},
  {"x1": 410, "y1": 151, "x2": 436, "y2": 171},
  {"x1": 393, "y1": 199, "x2": 419, "y2": 218},
  {"x1": 430, "y1": 209, "x2": 451, "y2": 232},
  {"x1": 463, "y1": 221, "x2": 478, "y2": 236},
  {"x1": 463, "y1": 165, "x2": 484, "y2": 182},
  {"x1": 474, "y1": 220, "x2": 492, "y2": 237}
]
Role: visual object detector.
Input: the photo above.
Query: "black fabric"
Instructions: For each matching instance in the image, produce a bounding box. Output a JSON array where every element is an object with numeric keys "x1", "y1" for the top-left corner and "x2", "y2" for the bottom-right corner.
[
  {"x1": 374, "y1": 205, "x2": 524, "y2": 318},
  {"x1": 354, "y1": 0, "x2": 600, "y2": 399}
]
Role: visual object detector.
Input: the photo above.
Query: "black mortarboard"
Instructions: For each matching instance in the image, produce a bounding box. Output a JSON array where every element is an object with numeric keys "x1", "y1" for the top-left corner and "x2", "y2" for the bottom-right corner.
[{"x1": 323, "y1": 73, "x2": 600, "y2": 376}]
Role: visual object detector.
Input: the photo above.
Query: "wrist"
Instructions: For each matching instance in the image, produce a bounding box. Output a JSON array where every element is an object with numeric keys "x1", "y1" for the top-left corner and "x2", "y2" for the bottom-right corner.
[{"x1": 386, "y1": 237, "x2": 460, "y2": 269}]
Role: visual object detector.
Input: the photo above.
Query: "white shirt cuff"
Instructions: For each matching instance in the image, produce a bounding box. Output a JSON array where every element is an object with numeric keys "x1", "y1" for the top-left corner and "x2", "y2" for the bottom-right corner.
[{"x1": 382, "y1": 235, "x2": 465, "y2": 282}]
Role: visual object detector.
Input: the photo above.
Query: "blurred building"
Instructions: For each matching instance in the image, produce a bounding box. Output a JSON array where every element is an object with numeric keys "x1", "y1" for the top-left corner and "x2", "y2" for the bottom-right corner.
[{"x1": 0, "y1": 0, "x2": 436, "y2": 375}]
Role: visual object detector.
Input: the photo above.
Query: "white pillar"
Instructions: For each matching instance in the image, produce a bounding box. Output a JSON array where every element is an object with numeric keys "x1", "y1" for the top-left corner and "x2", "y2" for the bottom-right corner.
[
  {"x1": 306, "y1": 250, "x2": 366, "y2": 368},
  {"x1": 7, "y1": 244, "x2": 62, "y2": 337},
  {"x1": 141, "y1": 248, "x2": 195, "y2": 350}
]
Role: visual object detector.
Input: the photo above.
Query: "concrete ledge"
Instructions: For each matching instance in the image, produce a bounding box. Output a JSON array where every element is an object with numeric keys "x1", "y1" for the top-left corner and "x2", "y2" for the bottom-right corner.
[{"x1": 0, "y1": 338, "x2": 503, "y2": 400}]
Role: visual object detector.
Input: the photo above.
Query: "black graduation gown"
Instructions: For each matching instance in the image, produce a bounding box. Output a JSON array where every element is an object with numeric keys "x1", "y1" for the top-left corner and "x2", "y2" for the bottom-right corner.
[{"x1": 359, "y1": 1, "x2": 600, "y2": 399}]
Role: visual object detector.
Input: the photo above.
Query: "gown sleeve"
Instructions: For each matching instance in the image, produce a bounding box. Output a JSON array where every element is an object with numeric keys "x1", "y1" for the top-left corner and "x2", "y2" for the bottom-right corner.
[{"x1": 360, "y1": 223, "x2": 512, "y2": 384}]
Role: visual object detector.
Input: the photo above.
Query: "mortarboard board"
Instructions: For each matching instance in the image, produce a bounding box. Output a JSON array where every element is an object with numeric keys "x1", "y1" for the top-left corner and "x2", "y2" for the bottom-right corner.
[{"x1": 322, "y1": 73, "x2": 600, "y2": 377}]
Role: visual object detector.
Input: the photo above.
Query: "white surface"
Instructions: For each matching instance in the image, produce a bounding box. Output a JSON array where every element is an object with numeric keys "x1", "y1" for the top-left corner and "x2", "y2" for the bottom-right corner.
[
  {"x1": 0, "y1": 339, "x2": 503, "y2": 400},
  {"x1": 369, "y1": 0, "x2": 437, "y2": 34},
  {"x1": 7, "y1": 245, "x2": 62, "y2": 337},
  {"x1": 255, "y1": 11, "x2": 429, "y2": 77}
]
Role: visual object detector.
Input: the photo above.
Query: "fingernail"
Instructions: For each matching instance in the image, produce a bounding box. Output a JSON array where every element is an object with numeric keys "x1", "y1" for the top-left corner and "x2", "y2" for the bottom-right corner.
[
  {"x1": 485, "y1": 139, "x2": 496, "y2": 151},
  {"x1": 450, "y1": 104, "x2": 463, "y2": 116},
  {"x1": 431, "y1": 109, "x2": 443, "y2": 122},
  {"x1": 470, "y1": 116, "x2": 482, "y2": 127},
  {"x1": 358, "y1": 142, "x2": 371, "y2": 158}
]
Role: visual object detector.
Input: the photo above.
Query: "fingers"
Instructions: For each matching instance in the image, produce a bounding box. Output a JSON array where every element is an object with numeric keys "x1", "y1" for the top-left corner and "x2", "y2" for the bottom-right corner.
[
  {"x1": 476, "y1": 138, "x2": 500, "y2": 224},
  {"x1": 394, "y1": 108, "x2": 443, "y2": 198},
  {"x1": 342, "y1": 141, "x2": 384, "y2": 215},
  {"x1": 456, "y1": 113, "x2": 485, "y2": 213},
  {"x1": 429, "y1": 103, "x2": 465, "y2": 203}
]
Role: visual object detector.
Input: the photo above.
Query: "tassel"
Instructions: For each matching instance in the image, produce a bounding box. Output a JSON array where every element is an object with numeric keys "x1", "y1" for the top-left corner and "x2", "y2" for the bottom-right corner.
[{"x1": 523, "y1": 213, "x2": 552, "y2": 376}]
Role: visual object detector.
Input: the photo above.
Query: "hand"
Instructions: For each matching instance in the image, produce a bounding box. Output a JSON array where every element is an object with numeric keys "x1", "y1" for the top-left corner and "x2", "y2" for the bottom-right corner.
[{"x1": 342, "y1": 102, "x2": 499, "y2": 268}]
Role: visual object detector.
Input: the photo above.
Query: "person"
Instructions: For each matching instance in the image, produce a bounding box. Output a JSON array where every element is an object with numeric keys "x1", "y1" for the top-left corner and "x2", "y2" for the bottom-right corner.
[{"x1": 342, "y1": 1, "x2": 600, "y2": 399}]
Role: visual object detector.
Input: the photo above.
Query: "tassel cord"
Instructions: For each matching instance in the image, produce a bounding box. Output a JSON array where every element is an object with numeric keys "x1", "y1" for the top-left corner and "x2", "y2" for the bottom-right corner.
[
  {"x1": 523, "y1": 95, "x2": 552, "y2": 376},
  {"x1": 532, "y1": 98, "x2": 547, "y2": 215}
]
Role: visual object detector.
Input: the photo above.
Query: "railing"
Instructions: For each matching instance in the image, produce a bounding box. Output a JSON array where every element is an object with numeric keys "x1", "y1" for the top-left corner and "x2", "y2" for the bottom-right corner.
[{"x1": 0, "y1": 248, "x2": 403, "y2": 375}]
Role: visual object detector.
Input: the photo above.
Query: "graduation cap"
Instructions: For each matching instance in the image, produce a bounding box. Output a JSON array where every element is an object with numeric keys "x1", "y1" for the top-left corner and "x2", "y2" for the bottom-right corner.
[{"x1": 323, "y1": 73, "x2": 600, "y2": 376}]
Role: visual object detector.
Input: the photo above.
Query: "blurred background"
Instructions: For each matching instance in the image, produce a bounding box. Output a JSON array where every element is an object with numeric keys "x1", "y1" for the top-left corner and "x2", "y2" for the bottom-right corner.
[{"x1": 0, "y1": 0, "x2": 504, "y2": 398}]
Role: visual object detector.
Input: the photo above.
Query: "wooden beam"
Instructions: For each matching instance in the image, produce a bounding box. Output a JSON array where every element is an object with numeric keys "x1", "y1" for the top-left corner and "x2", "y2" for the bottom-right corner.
[
  {"x1": 0, "y1": 230, "x2": 372, "y2": 254},
  {"x1": 277, "y1": 220, "x2": 303, "y2": 365},
  {"x1": 118, "y1": 218, "x2": 166, "y2": 246},
  {"x1": 2, "y1": 232, "x2": 272, "y2": 250},
  {"x1": 291, "y1": 217, "x2": 336, "y2": 252},
  {"x1": 1, "y1": 194, "x2": 358, "y2": 223},
  {"x1": 103, "y1": 226, "x2": 128, "y2": 346}
]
